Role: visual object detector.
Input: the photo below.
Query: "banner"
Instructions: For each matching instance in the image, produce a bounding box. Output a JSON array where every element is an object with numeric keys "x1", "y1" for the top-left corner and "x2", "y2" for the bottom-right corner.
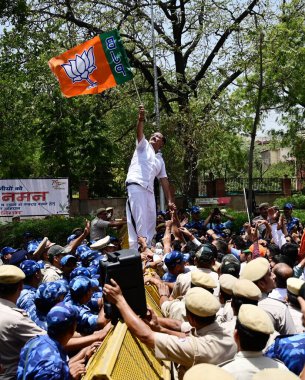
[
  {"x1": 48, "y1": 30, "x2": 133, "y2": 97},
  {"x1": 0, "y1": 178, "x2": 69, "y2": 217},
  {"x1": 195, "y1": 197, "x2": 231, "y2": 206}
]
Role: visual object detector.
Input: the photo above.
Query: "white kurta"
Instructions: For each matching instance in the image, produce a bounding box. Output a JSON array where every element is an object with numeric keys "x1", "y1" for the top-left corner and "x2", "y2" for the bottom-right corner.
[{"x1": 126, "y1": 136, "x2": 167, "y2": 249}]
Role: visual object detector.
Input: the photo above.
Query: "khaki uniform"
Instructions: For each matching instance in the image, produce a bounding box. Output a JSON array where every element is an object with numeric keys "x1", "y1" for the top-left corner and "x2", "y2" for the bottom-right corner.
[
  {"x1": 161, "y1": 297, "x2": 187, "y2": 322},
  {"x1": 0, "y1": 298, "x2": 46, "y2": 380},
  {"x1": 41, "y1": 263, "x2": 63, "y2": 283},
  {"x1": 171, "y1": 269, "x2": 219, "y2": 299},
  {"x1": 219, "y1": 351, "x2": 288, "y2": 380},
  {"x1": 155, "y1": 321, "x2": 236, "y2": 379},
  {"x1": 216, "y1": 301, "x2": 234, "y2": 324},
  {"x1": 258, "y1": 294, "x2": 296, "y2": 335},
  {"x1": 219, "y1": 316, "x2": 237, "y2": 335},
  {"x1": 288, "y1": 304, "x2": 305, "y2": 333}
]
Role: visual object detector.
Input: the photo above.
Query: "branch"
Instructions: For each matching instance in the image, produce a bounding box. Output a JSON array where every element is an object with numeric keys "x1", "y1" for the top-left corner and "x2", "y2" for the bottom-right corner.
[
  {"x1": 282, "y1": 87, "x2": 305, "y2": 108},
  {"x1": 135, "y1": 8, "x2": 175, "y2": 48},
  {"x1": 184, "y1": 4, "x2": 204, "y2": 63},
  {"x1": 189, "y1": 0, "x2": 260, "y2": 91},
  {"x1": 202, "y1": 70, "x2": 243, "y2": 114},
  {"x1": 127, "y1": 52, "x2": 174, "y2": 114},
  {"x1": 34, "y1": 9, "x2": 102, "y2": 34}
]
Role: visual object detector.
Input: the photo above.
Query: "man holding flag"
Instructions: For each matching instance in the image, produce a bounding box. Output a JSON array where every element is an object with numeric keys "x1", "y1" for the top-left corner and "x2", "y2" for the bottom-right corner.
[
  {"x1": 49, "y1": 32, "x2": 174, "y2": 250},
  {"x1": 125, "y1": 105, "x2": 175, "y2": 251}
]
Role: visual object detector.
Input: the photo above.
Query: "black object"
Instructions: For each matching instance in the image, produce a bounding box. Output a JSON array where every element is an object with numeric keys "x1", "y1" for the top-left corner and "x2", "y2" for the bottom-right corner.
[{"x1": 100, "y1": 249, "x2": 147, "y2": 322}]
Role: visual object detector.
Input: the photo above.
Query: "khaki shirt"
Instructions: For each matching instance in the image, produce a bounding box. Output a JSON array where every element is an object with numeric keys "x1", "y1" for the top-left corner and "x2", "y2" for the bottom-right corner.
[
  {"x1": 216, "y1": 301, "x2": 234, "y2": 324},
  {"x1": 155, "y1": 321, "x2": 236, "y2": 379},
  {"x1": 288, "y1": 304, "x2": 305, "y2": 333},
  {"x1": 219, "y1": 316, "x2": 237, "y2": 335},
  {"x1": 259, "y1": 294, "x2": 296, "y2": 335},
  {"x1": 0, "y1": 298, "x2": 46, "y2": 380},
  {"x1": 161, "y1": 297, "x2": 187, "y2": 322},
  {"x1": 42, "y1": 263, "x2": 63, "y2": 283},
  {"x1": 219, "y1": 351, "x2": 288, "y2": 380},
  {"x1": 171, "y1": 268, "x2": 219, "y2": 299}
]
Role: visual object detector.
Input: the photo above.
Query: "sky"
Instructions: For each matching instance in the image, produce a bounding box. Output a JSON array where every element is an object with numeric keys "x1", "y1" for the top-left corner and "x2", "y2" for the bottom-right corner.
[{"x1": 261, "y1": 110, "x2": 286, "y2": 137}]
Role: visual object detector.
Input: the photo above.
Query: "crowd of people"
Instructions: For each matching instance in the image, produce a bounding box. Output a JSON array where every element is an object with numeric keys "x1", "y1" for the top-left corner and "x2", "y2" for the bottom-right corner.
[
  {"x1": 1, "y1": 107, "x2": 305, "y2": 379},
  {"x1": 0, "y1": 199, "x2": 305, "y2": 379}
]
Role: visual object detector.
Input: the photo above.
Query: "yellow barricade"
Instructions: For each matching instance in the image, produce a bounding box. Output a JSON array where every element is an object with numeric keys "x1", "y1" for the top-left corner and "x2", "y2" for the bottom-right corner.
[{"x1": 84, "y1": 286, "x2": 170, "y2": 380}]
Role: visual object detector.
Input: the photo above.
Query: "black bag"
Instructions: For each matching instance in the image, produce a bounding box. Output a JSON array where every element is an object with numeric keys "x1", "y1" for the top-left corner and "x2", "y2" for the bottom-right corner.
[{"x1": 100, "y1": 249, "x2": 147, "y2": 322}]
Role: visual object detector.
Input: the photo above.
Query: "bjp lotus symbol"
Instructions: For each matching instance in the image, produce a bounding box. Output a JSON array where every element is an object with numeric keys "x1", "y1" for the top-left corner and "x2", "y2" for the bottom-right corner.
[{"x1": 61, "y1": 47, "x2": 97, "y2": 88}]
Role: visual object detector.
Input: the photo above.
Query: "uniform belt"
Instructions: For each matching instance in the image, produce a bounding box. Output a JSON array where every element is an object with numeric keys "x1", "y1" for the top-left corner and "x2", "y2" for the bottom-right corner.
[{"x1": 126, "y1": 182, "x2": 141, "y2": 187}]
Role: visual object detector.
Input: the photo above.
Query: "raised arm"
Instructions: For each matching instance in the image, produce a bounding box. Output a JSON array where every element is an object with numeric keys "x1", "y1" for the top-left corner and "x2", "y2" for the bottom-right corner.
[{"x1": 137, "y1": 105, "x2": 145, "y2": 143}]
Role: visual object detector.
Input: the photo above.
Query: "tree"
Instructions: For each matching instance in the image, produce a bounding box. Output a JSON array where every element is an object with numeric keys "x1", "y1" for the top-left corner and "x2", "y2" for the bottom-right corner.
[
  {"x1": 2, "y1": 1, "x2": 302, "y2": 201},
  {"x1": 0, "y1": 25, "x2": 117, "y2": 196},
  {"x1": 0, "y1": 0, "x2": 264, "y2": 198}
]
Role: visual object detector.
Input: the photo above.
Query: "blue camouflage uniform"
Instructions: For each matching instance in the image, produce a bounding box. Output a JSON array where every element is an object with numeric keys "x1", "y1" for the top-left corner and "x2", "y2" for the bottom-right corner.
[
  {"x1": 17, "y1": 260, "x2": 41, "y2": 311},
  {"x1": 286, "y1": 216, "x2": 301, "y2": 234},
  {"x1": 162, "y1": 271, "x2": 178, "y2": 282},
  {"x1": 185, "y1": 220, "x2": 205, "y2": 231},
  {"x1": 27, "y1": 281, "x2": 69, "y2": 330},
  {"x1": 26, "y1": 239, "x2": 43, "y2": 254},
  {"x1": 17, "y1": 303, "x2": 78, "y2": 380},
  {"x1": 205, "y1": 220, "x2": 233, "y2": 237},
  {"x1": 17, "y1": 284, "x2": 37, "y2": 310},
  {"x1": 70, "y1": 266, "x2": 92, "y2": 280},
  {"x1": 67, "y1": 234, "x2": 77, "y2": 244},
  {"x1": 265, "y1": 333, "x2": 305, "y2": 375},
  {"x1": 162, "y1": 251, "x2": 189, "y2": 283},
  {"x1": 66, "y1": 276, "x2": 100, "y2": 335},
  {"x1": 184, "y1": 206, "x2": 205, "y2": 234},
  {"x1": 70, "y1": 267, "x2": 102, "y2": 313}
]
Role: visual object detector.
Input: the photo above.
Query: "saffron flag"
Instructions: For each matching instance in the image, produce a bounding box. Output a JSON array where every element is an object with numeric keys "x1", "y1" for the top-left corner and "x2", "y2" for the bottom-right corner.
[{"x1": 48, "y1": 30, "x2": 133, "y2": 97}]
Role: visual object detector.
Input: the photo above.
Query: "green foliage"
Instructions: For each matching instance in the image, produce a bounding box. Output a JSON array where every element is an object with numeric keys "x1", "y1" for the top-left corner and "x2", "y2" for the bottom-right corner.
[
  {"x1": 262, "y1": 162, "x2": 294, "y2": 178},
  {"x1": 274, "y1": 194, "x2": 305, "y2": 210},
  {"x1": 0, "y1": 0, "x2": 304, "y2": 199},
  {"x1": 0, "y1": 216, "x2": 88, "y2": 247}
]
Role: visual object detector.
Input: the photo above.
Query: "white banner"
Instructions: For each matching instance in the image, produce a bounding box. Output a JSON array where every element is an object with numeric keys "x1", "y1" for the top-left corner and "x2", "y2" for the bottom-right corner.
[{"x1": 0, "y1": 178, "x2": 69, "y2": 217}]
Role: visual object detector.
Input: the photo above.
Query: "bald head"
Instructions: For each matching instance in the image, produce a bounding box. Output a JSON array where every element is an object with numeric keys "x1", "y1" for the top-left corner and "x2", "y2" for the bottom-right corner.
[{"x1": 273, "y1": 263, "x2": 293, "y2": 289}]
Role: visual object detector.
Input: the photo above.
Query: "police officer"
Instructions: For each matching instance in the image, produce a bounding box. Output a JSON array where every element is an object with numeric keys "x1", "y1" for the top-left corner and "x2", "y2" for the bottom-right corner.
[
  {"x1": 241, "y1": 257, "x2": 296, "y2": 334},
  {"x1": 104, "y1": 280, "x2": 236, "y2": 379},
  {"x1": 17, "y1": 302, "x2": 89, "y2": 380},
  {"x1": 66, "y1": 276, "x2": 106, "y2": 335},
  {"x1": 220, "y1": 304, "x2": 288, "y2": 379},
  {"x1": 216, "y1": 274, "x2": 238, "y2": 324},
  {"x1": 27, "y1": 281, "x2": 69, "y2": 330},
  {"x1": 42, "y1": 245, "x2": 65, "y2": 283},
  {"x1": 0, "y1": 265, "x2": 45, "y2": 379},
  {"x1": 218, "y1": 278, "x2": 261, "y2": 333},
  {"x1": 160, "y1": 271, "x2": 217, "y2": 322},
  {"x1": 171, "y1": 243, "x2": 219, "y2": 299},
  {"x1": 17, "y1": 260, "x2": 42, "y2": 311}
]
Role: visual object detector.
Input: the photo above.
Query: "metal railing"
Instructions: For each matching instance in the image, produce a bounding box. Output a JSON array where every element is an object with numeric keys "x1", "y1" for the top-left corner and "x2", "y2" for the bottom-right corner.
[{"x1": 225, "y1": 177, "x2": 282, "y2": 194}]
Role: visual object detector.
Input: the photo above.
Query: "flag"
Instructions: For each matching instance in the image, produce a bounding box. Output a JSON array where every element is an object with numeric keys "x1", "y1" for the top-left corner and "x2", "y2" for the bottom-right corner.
[{"x1": 48, "y1": 30, "x2": 133, "y2": 97}]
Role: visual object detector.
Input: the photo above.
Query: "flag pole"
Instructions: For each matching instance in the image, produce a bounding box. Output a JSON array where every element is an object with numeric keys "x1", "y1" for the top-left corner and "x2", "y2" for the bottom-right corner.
[
  {"x1": 150, "y1": 0, "x2": 165, "y2": 211},
  {"x1": 243, "y1": 187, "x2": 251, "y2": 224},
  {"x1": 132, "y1": 78, "x2": 142, "y2": 105},
  {"x1": 150, "y1": 0, "x2": 160, "y2": 129}
]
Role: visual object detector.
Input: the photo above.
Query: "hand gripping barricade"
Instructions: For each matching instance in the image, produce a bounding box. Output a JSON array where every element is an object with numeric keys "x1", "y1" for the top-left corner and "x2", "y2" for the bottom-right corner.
[
  {"x1": 84, "y1": 253, "x2": 171, "y2": 380},
  {"x1": 100, "y1": 249, "x2": 147, "y2": 322}
]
